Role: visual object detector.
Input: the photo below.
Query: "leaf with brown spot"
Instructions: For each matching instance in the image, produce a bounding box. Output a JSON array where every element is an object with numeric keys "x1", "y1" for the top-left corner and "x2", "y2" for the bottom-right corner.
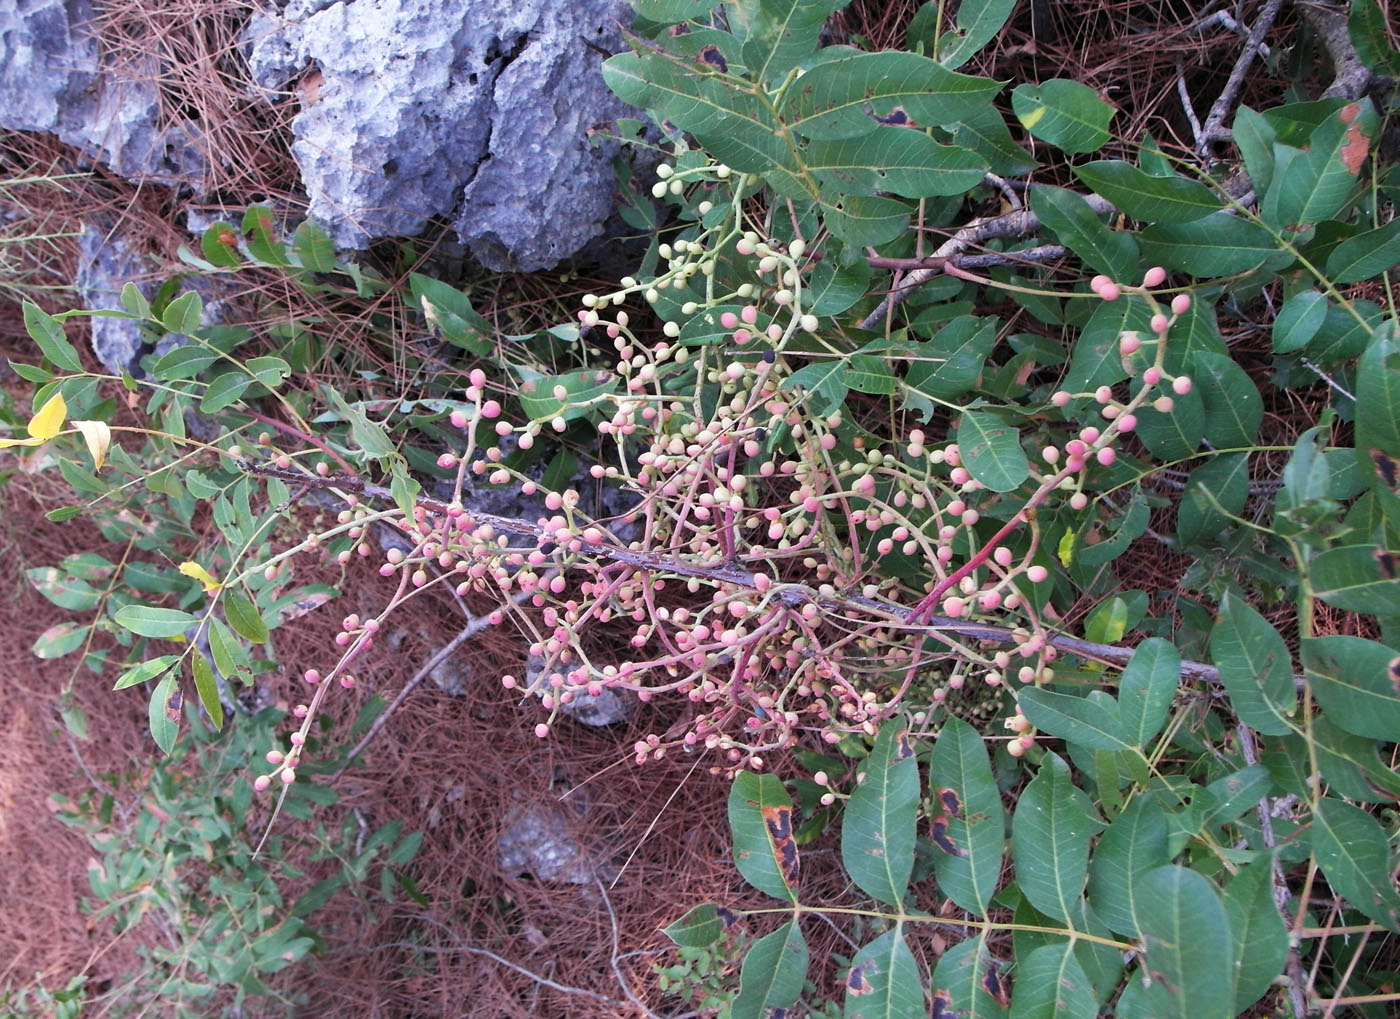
[
  {"x1": 894, "y1": 727, "x2": 914, "y2": 759},
  {"x1": 761, "y1": 805, "x2": 800, "y2": 886},
  {"x1": 981, "y1": 959, "x2": 1011, "y2": 1006},
  {"x1": 930, "y1": 990, "x2": 954, "y2": 1018},
  {"x1": 1372, "y1": 448, "x2": 1400, "y2": 491},
  {"x1": 1374, "y1": 547, "x2": 1399, "y2": 580},
  {"x1": 872, "y1": 105, "x2": 919, "y2": 128},
  {"x1": 697, "y1": 44, "x2": 727, "y2": 74},
  {"x1": 1341, "y1": 119, "x2": 1370, "y2": 174},
  {"x1": 1389, "y1": 656, "x2": 1400, "y2": 695},
  {"x1": 845, "y1": 962, "x2": 874, "y2": 995},
  {"x1": 931, "y1": 815, "x2": 968, "y2": 857},
  {"x1": 938, "y1": 787, "x2": 962, "y2": 816},
  {"x1": 276, "y1": 591, "x2": 334, "y2": 625}
]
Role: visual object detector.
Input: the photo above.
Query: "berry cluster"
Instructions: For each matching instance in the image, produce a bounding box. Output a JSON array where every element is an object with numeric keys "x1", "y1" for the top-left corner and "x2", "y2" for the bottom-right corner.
[{"x1": 246, "y1": 157, "x2": 1197, "y2": 782}]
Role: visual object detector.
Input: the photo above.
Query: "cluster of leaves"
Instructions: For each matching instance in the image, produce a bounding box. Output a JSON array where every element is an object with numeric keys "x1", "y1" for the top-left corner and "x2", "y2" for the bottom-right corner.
[
  {"x1": 49, "y1": 705, "x2": 419, "y2": 1017},
  {"x1": 4, "y1": 0, "x2": 1400, "y2": 1014},
  {"x1": 595, "y1": 0, "x2": 1400, "y2": 1015}
]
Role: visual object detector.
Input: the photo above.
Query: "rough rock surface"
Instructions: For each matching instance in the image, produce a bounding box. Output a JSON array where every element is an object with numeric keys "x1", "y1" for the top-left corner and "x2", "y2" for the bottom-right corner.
[
  {"x1": 0, "y1": 0, "x2": 204, "y2": 181},
  {"x1": 498, "y1": 787, "x2": 617, "y2": 884},
  {"x1": 75, "y1": 222, "x2": 151, "y2": 374},
  {"x1": 243, "y1": 0, "x2": 635, "y2": 270}
]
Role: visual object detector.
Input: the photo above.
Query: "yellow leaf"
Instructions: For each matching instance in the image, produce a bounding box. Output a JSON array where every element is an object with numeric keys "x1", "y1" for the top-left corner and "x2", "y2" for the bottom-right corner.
[
  {"x1": 28, "y1": 392, "x2": 67, "y2": 441},
  {"x1": 179, "y1": 561, "x2": 222, "y2": 593},
  {"x1": 1020, "y1": 106, "x2": 1046, "y2": 129},
  {"x1": 73, "y1": 420, "x2": 111, "y2": 470},
  {"x1": 1057, "y1": 529, "x2": 1077, "y2": 568}
]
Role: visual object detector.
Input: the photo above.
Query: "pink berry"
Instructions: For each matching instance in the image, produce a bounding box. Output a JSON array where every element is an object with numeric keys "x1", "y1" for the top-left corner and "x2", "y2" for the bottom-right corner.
[
  {"x1": 1151, "y1": 313, "x2": 1170, "y2": 334},
  {"x1": 534, "y1": 723, "x2": 550, "y2": 738},
  {"x1": 1027, "y1": 565, "x2": 1049, "y2": 583},
  {"x1": 1050, "y1": 390, "x2": 1071, "y2": 407},
  {"x1": 1117, "y1": 413, "x2": 1137, "y2": 432},
  {"x1": 1171, "y1": 293, "x2": 1192, "y2": 315},
  {"x1": 1173, "y1": 375, "x2": 1193, "y2": 395},
  {"x1": 450, "y1": 410, "x2": 469, "y2": 429},
  {"x1": 1096, "y1": 447, "x2": 1116, "y2": 465},
  {"x1": 1142, "y1": 266, "x2": 1167, "y2": 288},
  {"x1": 1142, "y1": 367, "x2": 1163, "y2": 386}
]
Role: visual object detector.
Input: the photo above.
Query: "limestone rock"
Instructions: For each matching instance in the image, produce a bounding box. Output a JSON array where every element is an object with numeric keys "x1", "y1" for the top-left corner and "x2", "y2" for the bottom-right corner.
[
  {"x1": 0, "y1": 0, "x2": 204, "y2": 182},
  {"x1": 243, "y1": 0, "x2": 635, "y2": 269}
]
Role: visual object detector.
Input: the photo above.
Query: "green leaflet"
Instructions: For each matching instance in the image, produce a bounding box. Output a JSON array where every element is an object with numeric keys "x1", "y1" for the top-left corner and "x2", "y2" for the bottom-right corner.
[
  {"x1": 1127, "y1": 866, "x2": 1235, "y2": 1019},
  {"x1": 1072, "y1": 161, "x2": 1224, "y2": 224},
  {"x1": 1007, "y1": 943, "x2": 1096, "y2": 1019},
  {"x1": 1222, "y1": 861, "x2": 1289, "y2": 1014},
  {"x1": 842, "y1": 928, "x2": 924, "y2": 1019},
  {"x1": 785, "y1": 50, "x2": 1001, "y2": 139},
  {"x1": 841, "y1": 721, "x2": 919, "y2": 907},
  {"x1": 1302, "y1": 636, "x2": 1400, "y2": 741},
  {"x1": 728, "y1": 771, "x2": 799, "y2": 902},
  {"x1": 1311, "y1": 798, "x2": 1400, "y2": 933},
  {"x1": 1087, "y1": 796, "x2": 1170, "y2": 937},
  {"x1": 1031, "y1": 185, "x2": 1139, "y2": 280},
  {"x1": 928, "y1": 717, "x2": 1004, "y2": 918},
  {"x1": 1208, "y1": 592, "x2": 1296, "y2": 735},
  {"x1": 1011, "y1": 753, "x2": 1102, "y2": 925},
  {"x1": 733, "y1": 921, "x2": 808, "y2": 1019},
  {"x1": 1012, "y1": 80, "x2": 1114, "y2": 154},
  {"x1": 957, "y1": 410, "x2": 1029, "y2": 493}
]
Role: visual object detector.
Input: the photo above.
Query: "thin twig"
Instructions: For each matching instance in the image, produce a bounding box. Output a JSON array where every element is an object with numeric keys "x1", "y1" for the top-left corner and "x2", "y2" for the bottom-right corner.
[
  {"x1": 371, "y1": 939, "x2": 632, "y2": 1010},
  {"x1": 1177, "y1": 63, "x2": 1204, "y2": 147},
  {"x1": 866, "y1": 244, "x2": 1067, "y2": 272},
  {"x1": 858, "y1": 173, "x2": 1257, "y2": 328},
  {"x1": 1238, "y1": 723, "x2": 1308, "y2": 1019},
  {"x1": 597, "y1": 878, "x2": 666, "y2": 1019},
  {"x1": 240, "y1": 462, "x2": 1244, "y2": 691},
  {"x1": 1198, "y1": 0, "x2": 1288, "y2": 153}
]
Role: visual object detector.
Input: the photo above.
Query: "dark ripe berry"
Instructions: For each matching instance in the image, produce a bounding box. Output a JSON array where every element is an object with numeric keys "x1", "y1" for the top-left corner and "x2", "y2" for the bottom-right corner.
[
  {"x1": 762, "y1": 350, "x2": 776, "y2": 363},
  {"x1": 540, "y1": 541, "x2": 557, "y2": 556}
]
